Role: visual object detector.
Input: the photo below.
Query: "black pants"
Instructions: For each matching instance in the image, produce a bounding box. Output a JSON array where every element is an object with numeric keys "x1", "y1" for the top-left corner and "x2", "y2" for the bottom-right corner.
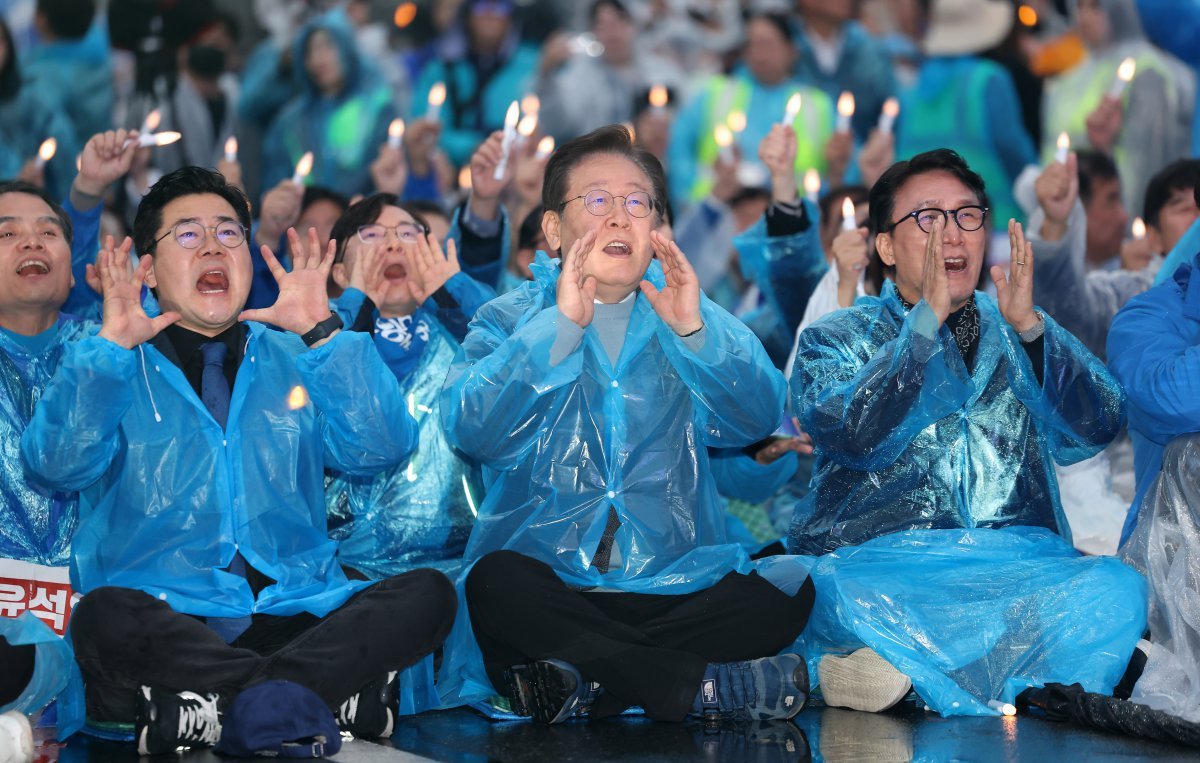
[
  {"x1": 70, "y1": 568, "x2": 457, "y2": 723},
  {"x1": 465, "y1": 550, "x2": 815, "y2": 722}
]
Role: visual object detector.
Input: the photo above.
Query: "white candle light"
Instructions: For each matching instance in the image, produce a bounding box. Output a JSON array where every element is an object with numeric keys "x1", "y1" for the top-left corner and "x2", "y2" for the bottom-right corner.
[
  {"x1": 781, "y1": 93, "x2": 801, "y2": 127},
  {"x1": 836, "y1": 91, "x2": 855, "y2": 134},
  {"x1": 1132, "y1": 217, "x2": 1146, "y2": 240},
  {"x1": 1055, "y1": 131, "x2": 1069, "y2": 164},
  {"x1": 878, "y1": 97, "x2": 899, "y2": 135},
  {"x1": 34, "y1": 138, "x2": 57, "y2": 170},
  {"x1": 493, "y1": 100, "x2": 520, "y2": 180},
  {"x1": 1109, "y1": 57, "x2": 1136, "y2": 99},
  {"x1": 804, "y1": 169, "x2": 821, "y2": 205},
  {"x1": 986, "y1": 700, "x2": 1017, "y2": 717},
  {"x1": 224, "y1": 136, "x2": 238, "y2": 163},
  {"x1": 292, "y1": 151, "x2": 313, "y2": 185},
  {"x1": 458, "y1": 165, "x2": 472, "y2": 190},
  {"x1": 517, "y1": 113, "x2": 538, "y2": 147},
  {"x1": 713, "y1": 124, "x2": 734, "y2": 164},
  {"x1": 521, "y1": 93, "x2": 540, "y2": 117},
  {"x1": 136, "y1": 131, "x2": 181, "y2": 148},
  {"x1": 649, "y1": 84, "x2": 669, "y2": 113},
  {"x1": 426, "y1": 82, "x2": 446, "y2": 123},
  {"x1": 387, "y1": 119, "x2": 405, "y2": 150},
  {"x1": 139, "y1": 109, "x2": 161, "y2": 136},
  {"x1": 726, "y1": 111, "x2": 747, "y2": 135},
  {"x1": 535, "y1": 136, "x2": 555, "y2": 161},
  {"x1": 841, "y1": 196, "x2": 857, "y2": 232}
]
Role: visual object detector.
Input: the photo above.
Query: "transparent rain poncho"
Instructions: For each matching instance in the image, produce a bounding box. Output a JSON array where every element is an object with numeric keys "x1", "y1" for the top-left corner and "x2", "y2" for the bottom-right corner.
[
  {"x1": 436, "y1": 252, "x2": 789, "y2": 704},
  {"x1": 777, "y1": 526, "x2": 1146, "y2": 716},
  {"x1": 789, "y1": 283, "x2": 1126, "y2": 555},
  {"x1": 20, "y1": 326, "x2": 415, "y2": 619},
  {"x1": 1120, "y1": 434, "x2": 1200, "y2": 723}
]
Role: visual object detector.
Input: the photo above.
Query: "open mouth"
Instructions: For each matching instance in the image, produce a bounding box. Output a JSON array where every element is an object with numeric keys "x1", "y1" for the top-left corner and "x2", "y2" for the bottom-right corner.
[
  {"x1": 601, "y1": 240, "x2": 632, "y2": 257},
  {"x1": 384, "y1": 263, "x2": 407, "y2": 281},
  {"x1": 196, "y1": 269, "x2": 230, "y2": 294},
  {"x1": 15, "y1": 259, "x2": 49, "y2": 277},
  {"x1": 944, "y1": 257, "x2": 968, "y2": 274}
]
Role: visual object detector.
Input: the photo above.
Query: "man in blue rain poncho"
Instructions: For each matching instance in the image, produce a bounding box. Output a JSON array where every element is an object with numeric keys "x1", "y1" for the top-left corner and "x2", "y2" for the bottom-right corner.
[
  {"x1": 788, "y1": 149, "x2": 1146, "y2": 718},
  {"x1": 440, "y1": 125, "x2": 815, "y2": 725},
  {"x1": 20, "y1": 168, "x2": 457, "y2": 753}
]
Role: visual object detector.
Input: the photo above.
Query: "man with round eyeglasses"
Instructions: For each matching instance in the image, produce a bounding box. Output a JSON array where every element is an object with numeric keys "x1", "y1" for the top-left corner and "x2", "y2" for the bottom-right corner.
[
  {"x1": 785, "y1": 149, "x2": 1142, "y2": 717},
  {"x1": 440, "y1": 125, "x2": 815, "y2": 727},
  {"x1": 21, "y1": 167, "x2": 458, "y2": 753}
]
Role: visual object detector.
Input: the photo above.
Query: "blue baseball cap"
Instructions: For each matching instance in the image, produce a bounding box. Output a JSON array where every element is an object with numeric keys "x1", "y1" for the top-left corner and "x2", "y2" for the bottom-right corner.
[{"x1": 214, "y1": 681, "x2": 342, "y2": 758}]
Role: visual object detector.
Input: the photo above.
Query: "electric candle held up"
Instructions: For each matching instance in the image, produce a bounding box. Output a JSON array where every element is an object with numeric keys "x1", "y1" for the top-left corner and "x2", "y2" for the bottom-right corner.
[
  {"x1": 1109, "y1": 57, "x2": 1136, "y2": 99},
  {"x1": 781, "y1": 93, "x2": 801, "y2": 126},
  {"x1": 292, "y1": 151, "x2": 313, "y2": 185},
  {"x1": 1132, "y1": 217, "x2": 1146, "y2": 240},
  {"x1": 877, "y1": 97, "x2": 899, "y2": 135},
  {"x1": 804, "y1": 169, "x2": 821, "y2": 204},
  {"x1": 426, "y1": 83, "x2": 446, "y2": 123},
  {"x1": 34, "y1": 138, "x2": 56, "y2": 170},
  {"x1": 1055, "y1": 132, "x2": 1069, "y2": 164},
  {"x1": 649, "y1": 85, "x2": 668, "y2": 113},
  {"x1": 224, "y1": 137, "x2": 238, "y2": 163},
  {"x1": 535, "y1": 136, "x2": 555, "y2": 161},
  {"x1": 713, "y1": 124, "x2": 734, "y2": 164},
  {"x1": 836, "y1": 91, "x2": 855, "y2": 133},
  {"x1": 841, "y1": 197, "x2": 857, "y2": 232},
  {"x1": 493, "y1": 101, "x2": 520, "y2": 180},
  {"x1": 387, "y1": 119, "x2": 405, "y2": 150}
]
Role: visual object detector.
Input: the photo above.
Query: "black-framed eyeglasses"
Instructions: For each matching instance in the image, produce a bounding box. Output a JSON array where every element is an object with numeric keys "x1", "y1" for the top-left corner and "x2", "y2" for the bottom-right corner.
[
  {"x1": 888, "y1": 206, "x2": 989, "y2": 234},
  {"x1": 154, "y1": 220, "x2": 248, "y2": 249},
  {"x1": 356, "y1": 222, "x2": 429, "y2": 245},
  {"x1": 559, "y1": 189, "x2": 655, "y2": 219}
]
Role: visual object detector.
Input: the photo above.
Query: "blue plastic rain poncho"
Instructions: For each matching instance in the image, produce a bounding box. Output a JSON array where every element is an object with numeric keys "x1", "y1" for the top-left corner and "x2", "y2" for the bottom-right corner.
[
  {"x1": 0, "y1": 612, "x2": 79, "y2": 718},
  {"x1": 785, "y1": 526, "x2": 1146, "y2": 717},
  {"x1": 327, "y1": 272, "x2": 495, "y2": 579},
  {"x1": 20, "y1": 325, "x2": 415, "y2": 618},
  {"x1": 0, "y1": 316, "x2": 94, "y2": 566},
  {"x1": 1152, "y1": 215, "x2": 1200, "y2": 286},
  {"x1": 789, "y1": 283, "x2": 1126, "y2": 555},
  {"x1": 436, "y1": 252, "x2": 790, "y2": 703},
  {"x1": 262, "y1": 11, "x2": 396, "y2": 198},
  {"x1": 1108, "y1": 253, "x2": 1200, "y2": 540}
]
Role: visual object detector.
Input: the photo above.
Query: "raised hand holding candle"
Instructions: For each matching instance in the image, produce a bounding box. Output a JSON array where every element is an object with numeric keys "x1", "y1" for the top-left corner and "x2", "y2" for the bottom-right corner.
[
  {"x1": 878, "y1": 97, "x2": 899, "y2": 135},
  {"x1": 427, "y1": 82, "x2": 446, "y2": 123},
  {"x1": 781, "y1": 92, "x2": 801, "y2": 127},
  {"x1": 841, "y1": 196, "x2": 857, "y2": 232},
  {"x1": 1109, "y1": 57, "x2": 1136, "y2": 99},
  {"x1": 224, "y1": 136, "x2": 238, "y2": 163},
  {"x1": 292, "y1": 151, "x2": 313, "y2": 185},
  {"x1": 34, "y1": 138, "x2": 57, "y2": 170},
  {"x1": 1055, "y1": 132, "x2": 1069, "y2": 164},
  {"x1": 387, "y1": 119, "x2": 405, "y2": 150},
  {"x1": 493, "y1": 101, "x2": 520, "y2": 180},
  {"x1": 836, "y1": 91, "x2": 855, "y2": 133}
]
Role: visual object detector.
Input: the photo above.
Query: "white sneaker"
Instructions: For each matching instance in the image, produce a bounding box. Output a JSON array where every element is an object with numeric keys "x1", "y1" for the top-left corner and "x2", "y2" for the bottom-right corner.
[
  {"x1": 818, "y1": 648, "x2": 912, "y2": 713},
  {"x1": 0, "y1": 710, "x2": 33, "y2": 763}
]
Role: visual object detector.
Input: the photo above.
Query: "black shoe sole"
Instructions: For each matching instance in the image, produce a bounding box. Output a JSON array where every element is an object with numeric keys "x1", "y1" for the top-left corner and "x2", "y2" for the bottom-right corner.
[{"x1": 502, "y1": 661, "x2": 586, "y2": 725}]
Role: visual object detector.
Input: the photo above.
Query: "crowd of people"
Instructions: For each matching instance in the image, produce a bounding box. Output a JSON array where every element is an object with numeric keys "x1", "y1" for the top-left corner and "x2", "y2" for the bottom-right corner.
[{"x1": 2, "y1": 0, "x2": 1200, "y2": 758}]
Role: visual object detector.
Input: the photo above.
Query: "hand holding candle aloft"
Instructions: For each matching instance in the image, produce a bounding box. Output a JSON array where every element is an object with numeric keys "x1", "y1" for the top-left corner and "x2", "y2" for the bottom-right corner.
[
  {"x1": 387, "y1": 119, "x2": 405, "y2": 150},
  {"x1": 758, "y1": 124, "x2": 797, "y2": 203},
  {"x1": 75, "y1": 129, "x2": 140, "y2": 198},
  {"x1": 33, "y1": 138, "x2": 57, "y2": 170},
  {"x1": 1085, "y1": 96, "x2": 1123, "y2": 154},
  {"x1": 426, "y1": 82, "x2": 446, "y2": 123},
  {"x1": 369, "y1": 139, "x2": 408, "y2": 196},
  {"x1": 877, "y1": 97, "x2": 899, "y2": 135},
  {"x1": 836, "y1": 91, "x2": 855, "y2": 134},
  {"x1": 292, "y1": 151, "x2": 314, "y2": 185},
  {"x1": 470, "y1": 131, "x2": 512, "y2": 218},
  {"x1": 1034, "y1": 151, "x2": 1077, "y2": 242},
  {"x1": 803, "y1": 168, "x2": 821, "y2": 204},
  {"x1": 1109, "y1": 57, "x2": 1137, "y2": 99},
  {"x1": 1120, "y1": 217, "x2": 1154, "y2": 271},
  {"x1": 493, "y1": 100, "x2": 520, "y2": 180},
  {"x1": 831, "y1": 215, "x2": 871, "y2": 306},
  {"x1": 781, "y1": 92, "x2": 801, "y2": 127}
]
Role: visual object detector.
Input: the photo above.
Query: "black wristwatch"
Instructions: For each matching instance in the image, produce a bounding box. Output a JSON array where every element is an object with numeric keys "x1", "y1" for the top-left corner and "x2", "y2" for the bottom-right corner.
[{"x1": 300, "y1": 312, "x2": 344, "y2": 347}]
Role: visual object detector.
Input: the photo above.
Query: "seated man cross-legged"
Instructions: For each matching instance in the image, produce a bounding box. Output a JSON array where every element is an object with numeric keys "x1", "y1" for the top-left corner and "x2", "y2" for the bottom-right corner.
[
  {"x1": 20, "y1": 168, "x2": 457, "y2": 753},
  {"x1": 441, "y1": 125, "x2": 815, "y2": 725}
]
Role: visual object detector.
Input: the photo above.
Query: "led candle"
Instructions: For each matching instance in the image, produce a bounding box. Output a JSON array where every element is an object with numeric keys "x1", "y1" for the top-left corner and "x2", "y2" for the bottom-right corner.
[
  {"x1": 781, "y1": 92, "x2": 801, "y2": 127},
  {"x1": 387, "y1": 119, "x2": 405, "y2": 150},
  {"x1": 493, "y1": 101, "x2": 520, "y2": 180},
  {"x1": 841, "y1": 196, "x2": 857, "y2": 232},
  {"x1": 224, "y1": 136, "x2": 238, "y2": 163},
  {"x1": 878, "y1": 97, "x2": 899, "y2": 135},
  {"x1": 804, "y1": 168, "x2": 821, "y2": 204},
  {"x1": 33, "y1": 138, "x2": 56, "y2": 170},
  {"x1": 426, "y1": 82, "x2": 446, "y2": 123},
  {"x1": 836, "y1": 91, "x2": 855, "y2": 133},
  {"x1": 1109, "y1": 57, "x2": 1136, "y2": 99},
  {"x1": 1055, "y1": 131, "x2": 1069, "y2": 164},
  {"x1": 292, "y1": 151, "x2": 313, "y2": 185}
]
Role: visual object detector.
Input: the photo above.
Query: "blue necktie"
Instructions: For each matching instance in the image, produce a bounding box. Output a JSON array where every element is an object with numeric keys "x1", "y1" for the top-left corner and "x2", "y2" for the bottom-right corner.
[
  {"x1": 199, "y1": 342, "x2": 250, "y2": 641},
  {"x1": 200, "y1": 342, "x2": 230, "y2": 429}
]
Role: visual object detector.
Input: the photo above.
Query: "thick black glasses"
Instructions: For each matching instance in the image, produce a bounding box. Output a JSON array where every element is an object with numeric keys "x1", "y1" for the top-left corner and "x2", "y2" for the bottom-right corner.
[{"x1": 889, "y1": 206, "x2": 988, "y2": 234}]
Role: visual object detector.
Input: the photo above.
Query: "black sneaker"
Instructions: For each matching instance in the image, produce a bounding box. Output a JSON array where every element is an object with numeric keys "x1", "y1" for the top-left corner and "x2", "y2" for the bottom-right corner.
[
  {"x1": 135, "y1": 686, "x2": 222, "y2": 755},
  {"x1": 335, "y1": 672, "x2": 398, "y2": 738},
  {"x1": 502, "y1": 660, "x2": 603, "y2": 724}
]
